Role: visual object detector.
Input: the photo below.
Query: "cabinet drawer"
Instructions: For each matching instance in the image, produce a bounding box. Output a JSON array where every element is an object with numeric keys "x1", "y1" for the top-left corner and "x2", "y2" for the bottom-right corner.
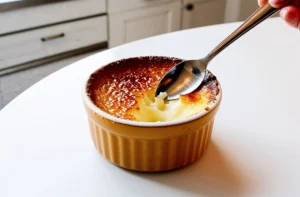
[
  {"x1": 0, "y1": 16, "x2": 107, "y2": 71},
  {"x1": 108, "y1": 0, "x2": 181, "y2": 13},
  {"x1": 0, "y1": 0, "x2": 106, "y2": 35}
]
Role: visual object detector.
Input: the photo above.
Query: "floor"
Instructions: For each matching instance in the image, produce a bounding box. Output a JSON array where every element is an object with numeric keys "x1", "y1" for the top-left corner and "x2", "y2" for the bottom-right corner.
[{"x1": 0, "y1": 50, "x2": 101, "y2": 110}]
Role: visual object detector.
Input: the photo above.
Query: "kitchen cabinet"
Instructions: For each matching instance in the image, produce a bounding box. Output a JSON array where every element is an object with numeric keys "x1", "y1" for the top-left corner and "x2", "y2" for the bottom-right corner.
[
  {"x1": 0, "y1": 16, "x2": 107, "y2": 72},
  {"x1": 109, "y1": 1, "x2": 181, "y2": 47},
  {"x1": 238, "y1": 0, "x2": 259, "y2": 21},
  {"x1": 109, "y1": 0, "x2": 228, "y2": 47},
  {"x1": 182, "y1": 0, "x2": 226, "y2": 29},
  {"x1": 0, "y1": 0, "x2": 106, "y2": 36},
  {"x1": 225, "y1": 0, "x2": 278, "y2": 23},
  {"x1": 0, "y1": 0, "x2": 108, "y2": 75},
  {"x1": 1, "y1": 0, "x2": 230, "y2": 74},
  {"x1": 108, "y1": 0, "x2": 177, "y2": 13}
]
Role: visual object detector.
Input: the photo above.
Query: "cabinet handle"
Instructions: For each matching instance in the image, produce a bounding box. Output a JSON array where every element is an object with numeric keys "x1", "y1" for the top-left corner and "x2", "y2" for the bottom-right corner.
[
  {"x1": 41, "y1": 33, "x2": 65, "y2": 42},
  {"x1": 185, "y1": 3, "x2": 194, "y2": 11}
]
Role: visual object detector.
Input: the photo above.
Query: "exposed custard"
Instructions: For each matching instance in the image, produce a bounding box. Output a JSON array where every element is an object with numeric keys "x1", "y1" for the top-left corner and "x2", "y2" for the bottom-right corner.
[{"x1": 87, "y1": 56, "x2": 220, "y2": 122}]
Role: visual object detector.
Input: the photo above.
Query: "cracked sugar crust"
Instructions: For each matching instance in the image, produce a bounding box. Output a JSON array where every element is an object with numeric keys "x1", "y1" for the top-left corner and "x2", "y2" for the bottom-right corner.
[{"x1": 86, "y1": 56, "x2": 220, "y2": 121}]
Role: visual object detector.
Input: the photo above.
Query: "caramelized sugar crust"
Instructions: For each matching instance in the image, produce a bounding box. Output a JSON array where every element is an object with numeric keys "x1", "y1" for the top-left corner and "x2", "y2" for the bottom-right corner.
[{"x1": 86, "y1": 56, "x2": 220, "y2": 120}]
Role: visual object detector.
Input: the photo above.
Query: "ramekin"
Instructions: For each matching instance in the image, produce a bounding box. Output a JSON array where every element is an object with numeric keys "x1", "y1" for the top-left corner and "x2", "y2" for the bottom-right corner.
[{"x1": 82, "y1": 56, "x2": 222, "y2": 172}]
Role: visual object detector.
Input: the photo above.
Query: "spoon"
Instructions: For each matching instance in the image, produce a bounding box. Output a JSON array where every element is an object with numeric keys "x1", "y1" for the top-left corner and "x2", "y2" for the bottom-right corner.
[{"x1": 155, "y1": 2, "x2": 278, "y2": 100}]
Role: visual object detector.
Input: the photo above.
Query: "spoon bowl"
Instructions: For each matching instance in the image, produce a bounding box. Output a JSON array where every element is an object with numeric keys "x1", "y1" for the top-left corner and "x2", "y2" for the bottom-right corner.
[{"x1": 155, "y1": 59, "x2": 208, "y2": 100}]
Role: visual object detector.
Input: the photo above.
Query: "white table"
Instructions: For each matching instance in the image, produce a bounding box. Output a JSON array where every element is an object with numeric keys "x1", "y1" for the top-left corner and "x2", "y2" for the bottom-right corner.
[{"x1": 1, "y1": 18, "x2": 300, "y2": 197}]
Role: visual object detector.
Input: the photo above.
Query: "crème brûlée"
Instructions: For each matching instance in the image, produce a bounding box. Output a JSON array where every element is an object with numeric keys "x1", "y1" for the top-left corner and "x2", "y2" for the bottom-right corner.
[{"x1": 86, "y1": 56, "x2": 220, "y2": 122}]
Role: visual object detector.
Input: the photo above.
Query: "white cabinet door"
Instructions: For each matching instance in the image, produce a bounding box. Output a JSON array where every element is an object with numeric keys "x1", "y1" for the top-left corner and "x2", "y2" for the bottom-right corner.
[
  {"x1": 182, "y1": 0, "x2": 226, "y2": 29},
  {"x1": 109, "y1": 1, "x2": 181, "y2": 47},
  {"x1": 225, "y1": 0, "x2": 277, "y2": 23},
  {"x1": 239, "y1": 1, "x2": 259, "y2": 21},
  {"x1": 108, "y1": 0, "x2": 178, "y2": 13}
]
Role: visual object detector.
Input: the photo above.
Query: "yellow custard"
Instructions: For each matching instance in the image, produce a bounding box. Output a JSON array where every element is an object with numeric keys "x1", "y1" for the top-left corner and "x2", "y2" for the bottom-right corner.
[{"x1": 87, "y1": 56, "x2": 220, "y2": 122}]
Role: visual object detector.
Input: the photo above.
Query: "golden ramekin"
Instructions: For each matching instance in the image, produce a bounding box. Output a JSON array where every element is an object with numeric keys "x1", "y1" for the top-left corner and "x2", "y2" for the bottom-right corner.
[{"x1": 82, "y1": 57, "x2": 222, "y2": 172}]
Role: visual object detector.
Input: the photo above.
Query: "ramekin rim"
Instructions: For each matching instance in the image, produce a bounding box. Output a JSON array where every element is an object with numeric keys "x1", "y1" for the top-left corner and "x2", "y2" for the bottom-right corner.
[{"x1": 81, "y1": 56, "x2": 222, "y2": 127}]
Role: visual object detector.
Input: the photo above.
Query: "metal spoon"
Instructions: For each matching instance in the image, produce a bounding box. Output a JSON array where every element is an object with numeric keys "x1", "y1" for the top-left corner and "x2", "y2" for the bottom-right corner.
[{"x1": 155, "y1": 2, "x2": 278, "y2": 100}]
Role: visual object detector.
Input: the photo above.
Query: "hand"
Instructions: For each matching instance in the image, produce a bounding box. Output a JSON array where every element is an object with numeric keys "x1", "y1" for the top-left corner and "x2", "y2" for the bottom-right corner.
[{"x1": 258, "y1": 0, "x2": 300, "y2": 29}]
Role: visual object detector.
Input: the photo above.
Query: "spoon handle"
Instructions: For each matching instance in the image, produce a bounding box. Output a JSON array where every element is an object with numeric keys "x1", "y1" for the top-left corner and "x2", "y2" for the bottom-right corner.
[{"x1": 206, "y1": 2, "x2": 278, "y2": 61}]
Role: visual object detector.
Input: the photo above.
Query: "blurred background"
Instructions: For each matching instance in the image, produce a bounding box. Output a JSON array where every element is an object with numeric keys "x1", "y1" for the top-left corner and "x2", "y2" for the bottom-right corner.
[{"x1": 0, "y1": 0, "x2": 260, "y2": 109}]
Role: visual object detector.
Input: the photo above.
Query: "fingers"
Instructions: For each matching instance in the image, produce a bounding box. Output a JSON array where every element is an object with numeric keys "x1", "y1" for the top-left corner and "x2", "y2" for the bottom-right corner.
[
  {"x1": 291, "y1": 0, "x2": 300, "y2": 7},
  {"x1": 258, "y1": 0, "x2": 294, "y2": 8},
  {"x1": 258, "y1": 0, "x2": 300, "y2": 30},
  {"x1": 269, "y1": 0, "x2": 292, "y2": 8},
  {"x1": 258, "y1": 0, "x2": 268, "y2": 7},
  {"x1": 280, "y1": 5, "x2": 300, "y2": 29}
]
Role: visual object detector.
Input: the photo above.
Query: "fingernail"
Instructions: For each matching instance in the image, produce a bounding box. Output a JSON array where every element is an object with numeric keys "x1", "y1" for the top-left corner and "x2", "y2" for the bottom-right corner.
[{"x1": 280, "y1": 7, "x2": 288, "y2": 18}]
